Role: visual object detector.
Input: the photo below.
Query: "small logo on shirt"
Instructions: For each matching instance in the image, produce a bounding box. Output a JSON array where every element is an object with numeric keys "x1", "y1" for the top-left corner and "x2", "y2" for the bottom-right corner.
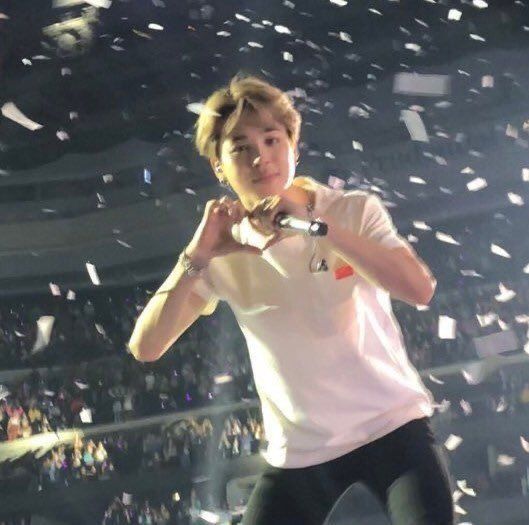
[{"x1": 334, "y1": 264, "x2": 355, "y2": 280}]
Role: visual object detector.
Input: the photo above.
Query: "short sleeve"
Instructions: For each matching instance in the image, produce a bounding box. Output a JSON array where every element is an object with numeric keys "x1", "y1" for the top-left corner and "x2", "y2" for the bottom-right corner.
[
  {"x1": 359, "y1": 194, "x2": 408, "y2": 249},
  {"x1": 191, "y1": 274, "x2": 219, "y2": 316}
]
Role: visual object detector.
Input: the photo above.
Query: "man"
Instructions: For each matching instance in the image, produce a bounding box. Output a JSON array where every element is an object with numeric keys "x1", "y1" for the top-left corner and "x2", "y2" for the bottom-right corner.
[{"x1": 129, "y1": 74, "x2": 454, "y2": 524}]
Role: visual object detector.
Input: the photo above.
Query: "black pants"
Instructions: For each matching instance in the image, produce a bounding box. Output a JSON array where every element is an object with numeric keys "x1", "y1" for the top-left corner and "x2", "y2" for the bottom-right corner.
[{"x1": 242, "y1": 417, "x2": 454, "y2": 525}]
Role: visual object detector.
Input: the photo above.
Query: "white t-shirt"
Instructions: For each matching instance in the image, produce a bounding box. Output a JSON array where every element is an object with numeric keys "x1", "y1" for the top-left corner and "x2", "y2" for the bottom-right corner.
[{"x1": 192, "y1": 176, "x2": 434, "y2": 468}]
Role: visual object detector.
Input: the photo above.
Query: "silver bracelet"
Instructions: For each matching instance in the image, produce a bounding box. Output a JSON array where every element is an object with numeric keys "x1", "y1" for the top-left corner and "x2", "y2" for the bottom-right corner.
[{"x1": 178, "y1": 248, "x2": 206, "y2": 277}]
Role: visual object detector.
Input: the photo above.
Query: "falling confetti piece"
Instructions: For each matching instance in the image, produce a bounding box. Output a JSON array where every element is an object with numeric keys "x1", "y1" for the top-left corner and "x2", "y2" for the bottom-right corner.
[
  {"x1": 86, "y1": 262, "x2": 101, "y2": 285},
  {"x1": 274, "y1": 25, "x2": 291, "y2": 34},
  {"x1": 428, "y1": 374, "x2": 445, "y2": 385},
  {"x1": 148, "y1": 23, "x2": 164, "y2": 30},
  {"x1": 1, "y1": 102, "x2": 43, "y2": 130},
  {"x1": 497, "y1": 454, "x2": 515, "y2": 466},
  {"x1": 482, "y1": 75, "x2": 494, "y2": 88},
  {"x1": 448, "y1": 9, "x2": 462, "y2": 21},
  {"x1": 186, "y1": 102, "x2": 220, "y2": 117},
  {"x1": 32, "y1": 316, "x2": 55, "y2": 354},
  {"x1": 413, "y1": 221, "x2": 431, "y2": 230},
  {"x1": 214, "y1": 374, "x2": 233, "y2": 384},
  {"x1": 401, "y1": 110, "x2": 429, "y2": 142},
  {"x1": 521, "y1": 436, "x2": 529, "y2": 453},
  {"x1": 438, "y1": 316, "x2": 456, "y2": 339},
  {"x1": 469, "y1": 33, "x2": 486, "y2": 42},
  {"x1": 49, "y1": 283, "x2": 61, "y2": 296},
  {"x1": 393, "y1": 73, "x2": 450, "y2": 97},
  {"x1": 460, "y1": 400, "x2": 473, "y2": 416},
  {"x1": 466, "y1": 177, "x2": 487, "y2": 191},
  {"x1": 56, "y1": 130, "x2": 70, "y2": 141},
  {"x1": 283, "y1": 51, "x2": 293, "y2": 62},
  {"x1": 507, "y1": 192, "x2": 524, "y2": 206},
  {"x1": 329, "y1": 0, "x2": 348, "y2": 5},
  {"x1": 445, "y1": 434, "x2": 463, "y2": 451},
  {"x1": 352, "y1": 140, "x2": 363, "y2": 151},
  {"x1": 435, "y1": 232, "x2": 460, "y2": 245},
  {"x1": 472, "y1": 0, "x2": 488, "y2": 8},
  {"x1": 495, "y1": 283, "x2": 516, "y2": 302},
  {"x1": 409, "y1": 176, "x2": 427, "y2": 184},
  {"x1": 490, "y1": 243, "x2": 511, "y2": 258}
]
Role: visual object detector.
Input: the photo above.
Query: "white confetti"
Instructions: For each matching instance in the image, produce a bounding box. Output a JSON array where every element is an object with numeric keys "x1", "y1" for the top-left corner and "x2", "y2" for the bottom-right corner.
[
  {"x1": 445, "y1": 434, "x2": 463, "y2": 451},
  {"x1": 352, "y1": 140, "x2": 363, "y2": 151},
  {"x1": 235, "y1": 13, "x2": 250, "y2": 22},
  {"x1": 413, "y1": 221, "x2": 431, "y2": 231},
  {"x1": 448, "y1": 9, "x2": 462, "y2": 21},
  {"x1": 67, "y1": 290, "x2": 76, "y2": 301},
  {"x1": 409, "y1": 176, "x2": 427, "y2": 184},
  {"x1": 248, "y1": 41, "x2": 263, "y2": 48},
  {"x1": 274, "y1": 25, "x2": 291, "y2": 34},
  {"x1": 416, "y1": 304, "x2": 430, "y2": 311},
  {"x1": 481, "y1": 75, "x2": 494, "y2": 88},
  {"x1": 103, "y1": 174, "x2": 114, "y2": 183},
  {"x1": 435, "y1": 232, "x2": 460, "y2": 245},
  {"x1": 524, "y1": 263, "x2": 529, "y2": 274},
  {"x1": 116, "y1": 239, "x2": 132, "y2": 249},
  {"x1": 216, "y1": 31, "x2": 231, "y2": 37},
  {"x1": 184, "y1": 188, "x2": 197, "y2": 195},
  {"x1": 339, "y1": 31, "x2": 353, "y2": 43},
  {"x1": 401, "y1": 110, "x2": 429, "y2": 142},
  {"x1": 86, "y1": 262, "x2": 101, "y2": 285},
  {"x1": 495, "y1": 283, "x2": 516, "y2": 302},
  {"x1": 469, "y1": 33, "x2": 486, "y2": 42},
  {"x1": 148, "y1": 23, "x2": 164, "y2": 30},
  {"x1": 214, "y1": 374, "x2": 233, "y2": 385},
  {"x1": 1, "y1": 102, "x2": 43, "y2": 131},
  {"x1": 521, "y1": 436, "x2": 529, "y2": 453},
  {"x1": 393, "y1": 72, "x2": 450, "y2": 97},
  {"x1": 56, "y1": 130, "x2": 70, "y2": 141},
  {"x1": 283, "y1": 51, "x2": 293, "y2": 62},
  {"x1": 508, "y1": 192, "x2": 524, "y2": 205},
  {"x1": 49, "y1": 283, "x2": 61, "y2": 296},
  {"x1": 472, "y1": 0, "x2": 488, "y2": 8},
  {"x1": 404, "y1": 43, "x2": 422, "y2": 53},
  {"x1": 490, "y1": 243, "x2": 511, "y2": 258},
  {"x1": 330, "y1": 0, "x2": 348, "y2": 5},
  {"x1": 61, "y1": 67, "x2": 72, "y2": 76},
  {"x1": 428, "y1": 374, "x2": 444, "y2": 385},
  {"x1": 186, "y1": 102, "x2": 220, "y2": 117},
  {"x1": 32, "y1": 316, "x2": 55, "y2": 354},
  {"x1": 22, "y1": 58, "x2": 32, "y2": 66},
  {"x1": 460, "y1": 400, "x2": 473, "y2": 416},
  {"x1": 438, "y1": 316, "x2": 456, "y2": 339},
  {"x1": 466, "y1": 177, "x2": 487, "y2": 191},
  {"x1": 523, "y1": 168, "x2": 529, "y2": 181},
  {"x1": 497, "y1": 454, "x2": 515, "y2": 466},
  {"x1": 460, "y1": 269, "x2": 483, "y2": 278}
]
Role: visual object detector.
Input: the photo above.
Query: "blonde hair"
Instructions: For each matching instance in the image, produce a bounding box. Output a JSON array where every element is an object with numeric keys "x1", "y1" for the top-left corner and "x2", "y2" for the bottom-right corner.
[{"x1": 194, "y1": 74, "x2": 302, "y2": 161}]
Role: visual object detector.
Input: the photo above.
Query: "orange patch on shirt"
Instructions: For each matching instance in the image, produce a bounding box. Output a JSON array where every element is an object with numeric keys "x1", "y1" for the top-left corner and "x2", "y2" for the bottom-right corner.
[{"x1": 334, "y1": 264, "x2": 355, "y2": 280}]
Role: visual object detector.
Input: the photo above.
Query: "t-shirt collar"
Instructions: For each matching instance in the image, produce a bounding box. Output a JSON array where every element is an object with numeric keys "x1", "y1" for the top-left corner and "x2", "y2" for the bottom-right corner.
[{"x1": 291, "y1": 176, "x2": 345, "y2": 218}]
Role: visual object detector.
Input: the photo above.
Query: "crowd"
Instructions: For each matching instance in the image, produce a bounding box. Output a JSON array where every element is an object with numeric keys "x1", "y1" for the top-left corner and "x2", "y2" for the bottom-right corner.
[
  {"x1": 0, "y1": 408, "x2": 265, "y2": 499},
  {"x1": 0, "y1": 335, "x2": 256, "y2": 442}
]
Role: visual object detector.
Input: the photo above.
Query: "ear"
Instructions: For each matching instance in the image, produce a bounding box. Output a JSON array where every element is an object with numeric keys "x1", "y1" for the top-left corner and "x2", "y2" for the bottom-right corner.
[{"x1": 209, "y1": 157, "x2": 223, "y2": 182}]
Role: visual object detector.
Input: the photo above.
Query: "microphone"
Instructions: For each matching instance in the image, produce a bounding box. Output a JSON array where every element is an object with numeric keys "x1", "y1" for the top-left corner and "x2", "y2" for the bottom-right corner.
[{"x1": 273, "y1": 212, "x2": 328, "y2": 237}]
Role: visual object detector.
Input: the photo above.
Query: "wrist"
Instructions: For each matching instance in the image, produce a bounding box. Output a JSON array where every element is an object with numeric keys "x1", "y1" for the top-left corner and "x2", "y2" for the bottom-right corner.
[{"x1": 183, "y1": 244, "x2": 212, "y2": 270}]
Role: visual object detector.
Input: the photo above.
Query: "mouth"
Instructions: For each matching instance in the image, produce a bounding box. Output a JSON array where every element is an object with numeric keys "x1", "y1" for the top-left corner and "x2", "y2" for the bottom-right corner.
[{"x1": 253, "y1": 172, "x2": 280, "y2": 184}]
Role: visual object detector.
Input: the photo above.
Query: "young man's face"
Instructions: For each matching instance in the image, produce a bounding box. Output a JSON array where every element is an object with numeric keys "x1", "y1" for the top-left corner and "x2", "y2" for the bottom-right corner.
[{"x1": 213, "y1": 107, "x2": 298, "y2": 210}]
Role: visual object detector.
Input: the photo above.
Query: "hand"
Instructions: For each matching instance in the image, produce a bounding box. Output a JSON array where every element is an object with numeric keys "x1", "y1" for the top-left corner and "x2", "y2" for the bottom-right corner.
[
  {"x1": 186, "y1": 196, "x2": 263, "y2": 266},
  {"x1": 247, "y1": 194, "x2": 311, "y2": 246}
]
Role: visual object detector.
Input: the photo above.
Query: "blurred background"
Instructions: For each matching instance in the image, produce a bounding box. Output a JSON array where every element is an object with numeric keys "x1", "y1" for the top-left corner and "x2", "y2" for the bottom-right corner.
[{"x1": 1, "y1": 0, "x2": 529, "y2": 523}]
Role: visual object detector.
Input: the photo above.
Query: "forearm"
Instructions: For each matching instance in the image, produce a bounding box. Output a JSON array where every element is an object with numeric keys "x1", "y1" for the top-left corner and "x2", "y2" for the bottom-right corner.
[
  {"x1": 128, "y1": 258, "x2": 202, "y2": 362},
  {"x1": 322, "y1": 214, "x2": 436, "y2": 305}
]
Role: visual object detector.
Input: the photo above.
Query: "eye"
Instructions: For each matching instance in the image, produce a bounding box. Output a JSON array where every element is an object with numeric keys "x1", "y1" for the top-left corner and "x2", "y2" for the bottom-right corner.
[
  {"x1": 232, "y1": 145, "x2": 248, "y2": 153},
  {"x1": 266, "y1": 137, "x2": 280, "y2": 145}
]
